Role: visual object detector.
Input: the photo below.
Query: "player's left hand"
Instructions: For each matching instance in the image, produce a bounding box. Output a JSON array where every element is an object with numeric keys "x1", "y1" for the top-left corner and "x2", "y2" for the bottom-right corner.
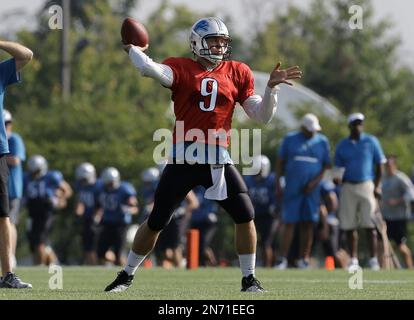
[{"x1": 267, "y1": 62, "x2": 302, "y2": 87}]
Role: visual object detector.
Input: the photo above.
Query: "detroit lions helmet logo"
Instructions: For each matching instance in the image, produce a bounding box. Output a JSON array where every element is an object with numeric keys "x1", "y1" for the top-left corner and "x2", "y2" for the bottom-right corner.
[{"x1": 194, "y1": 19, "x2": 210, "y2": 33}]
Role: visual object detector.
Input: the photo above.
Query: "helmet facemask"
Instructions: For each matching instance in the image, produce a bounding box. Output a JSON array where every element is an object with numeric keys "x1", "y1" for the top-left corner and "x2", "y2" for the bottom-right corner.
[{"x1": 196, "y1": 35, "x2": 232, "y2": 64}]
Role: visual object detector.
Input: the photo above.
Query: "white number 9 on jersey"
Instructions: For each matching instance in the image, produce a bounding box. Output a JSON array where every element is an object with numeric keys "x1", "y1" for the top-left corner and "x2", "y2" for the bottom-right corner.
[{"x1": 199, "y1": 78, "x2": 218, "y2": 112}]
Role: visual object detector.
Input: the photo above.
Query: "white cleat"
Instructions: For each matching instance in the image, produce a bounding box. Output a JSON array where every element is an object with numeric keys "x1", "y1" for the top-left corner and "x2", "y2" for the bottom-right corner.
[{"x1": 274, "y1": 257, "x2": 288, "y2": 270}]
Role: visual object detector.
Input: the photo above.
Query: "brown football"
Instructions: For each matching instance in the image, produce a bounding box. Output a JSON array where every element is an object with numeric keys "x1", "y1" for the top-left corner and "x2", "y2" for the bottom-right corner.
[{"x1": 121, "y1": 17, "x2": 149, "y2": 47}]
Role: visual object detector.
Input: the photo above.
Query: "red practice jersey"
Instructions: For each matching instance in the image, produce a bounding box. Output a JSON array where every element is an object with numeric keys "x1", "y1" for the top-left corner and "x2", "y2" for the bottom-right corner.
[{"x1": 162, "y1": 57, "x2": 255, "y2": 147}]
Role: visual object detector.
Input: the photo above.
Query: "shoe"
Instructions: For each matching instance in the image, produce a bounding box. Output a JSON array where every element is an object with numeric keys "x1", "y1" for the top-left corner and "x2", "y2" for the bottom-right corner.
[
  {"x1": 241, "y1": 274, "x2": 265, "y2": 292},
  {"x1": 368, "y1": 257, "x2": 380, "y2": 271},
  {"x1": 104, "y1": 270, "x2": 134, "y2": 292},
  {"x1": 347, "y1": 257, "x2": 360, "y2": 272},
  {"x1": 274, "y1": 257, "x2": 288, "y2": 270},
  {"x1": 0, "y1": 272, "x2": 32, "y2": 289},
  {"x1": 296, "y1": 259, "x2": 310, "y2": 269}
]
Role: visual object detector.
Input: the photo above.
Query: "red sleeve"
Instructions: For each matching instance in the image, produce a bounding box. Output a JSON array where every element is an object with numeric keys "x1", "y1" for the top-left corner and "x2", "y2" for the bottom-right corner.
[
  {"x1": 162, "y1": 57, "x2": 182, "y2": 91},
  {"x1": 236, "y1": 62, "x2": 255, "y2": 104}
]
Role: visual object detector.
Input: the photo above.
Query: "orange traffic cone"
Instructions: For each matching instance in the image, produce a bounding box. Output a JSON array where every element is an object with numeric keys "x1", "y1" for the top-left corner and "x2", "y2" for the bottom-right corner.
[
  {"x1": 186, "y1": 229, "x2": 200, "y2": 269},
  {"x1": 143, "y1": 258, "x2": 153, "y2": 269},
  {"x1": 325, "y1": 256, "x2": 335, "y2": 270}
]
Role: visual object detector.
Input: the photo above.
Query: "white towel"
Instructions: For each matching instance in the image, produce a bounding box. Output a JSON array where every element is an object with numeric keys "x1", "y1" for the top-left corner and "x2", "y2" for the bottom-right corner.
[{"x1": 204, "y1": 164, "x2": 227, "y2": 201}]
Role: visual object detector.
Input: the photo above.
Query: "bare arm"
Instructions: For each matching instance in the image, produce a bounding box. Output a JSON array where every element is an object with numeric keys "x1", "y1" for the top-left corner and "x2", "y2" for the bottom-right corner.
[
  {"x1": 373, "y1": 163, "x2": 383, "y2": 198},
  {"x1": 185, "y1": 190, "x2": 199, "y2": 212},
  {"x1": 59, "y1": 180, "x2": 73, "y2": 199},
  {"x1": 0, "y1": 40, "x2": 33, "y2": 71},
  {"x1": 75, "y1": 201, "x2": 85, "y2": 216},
  {"x1": 5, "y1": 155, "x2": 20, "y2": 166},
  {"x1": 125, "y1": 196, "x2": 139, "y2": 215}
]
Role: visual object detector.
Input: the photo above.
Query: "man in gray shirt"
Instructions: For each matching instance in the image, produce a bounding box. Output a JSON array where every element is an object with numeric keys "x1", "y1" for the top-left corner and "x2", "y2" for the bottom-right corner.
[{"x1": 380, "y1": 155, "x2": 414, "y2": 269}]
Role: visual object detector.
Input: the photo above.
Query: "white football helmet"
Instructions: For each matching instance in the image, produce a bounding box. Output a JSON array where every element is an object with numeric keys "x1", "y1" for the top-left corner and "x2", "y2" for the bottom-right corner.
[
  {"x1": 28, "y1": 155, "x2": 48, "y2": 177},
  {"x1": 253, "y1": 155, "x2": 271, "y2": 179},
  {"x1": 101, "y1": 167, "x2": 121, "y2": 189},
  {"x1": 189, "y1": 17, "x2": 232, "y2": 64},
  {"x1": 157, "y1": 159, "x2": 168, "y2": 174},
  {"x1": 75, "y1": 162, "x2": 96, "y2": 184},
  {"x1": 3, "y1": 109, "x2": 12, "y2": 123},
  {"x1": 141, "y1": 167, "x2": 160, "y2": 183}
]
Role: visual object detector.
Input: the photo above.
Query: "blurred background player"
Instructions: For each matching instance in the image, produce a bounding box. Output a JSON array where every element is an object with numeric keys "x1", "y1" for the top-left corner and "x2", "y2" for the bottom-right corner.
[
  {"x1": 96, "y1": 167, "x2": 138, "y2": 266},
  {"x1": 244, "y1": 155, "x2": 279, "y2": 267},
  {"x1": 315, "y1": 178, "x2": 350, "y2": 269},
  {"x1": 380, "y1": 155, "x2": 414, "y2": 269},
  {"x1": 23, "y1": 155, "x2": 72, "y2": 265},
  {"x1": 154, "y1": 190, "x2": 199, "y2": 268},
  {"x1": 334, "y1": 113, "x2": 386, "y2": 270},
  {"x1": 0, "y1": 39, "x2": 32, "y2": 288},
  {"x1": 138, "y1": 167, "x2": 160, "y2": 224},
  {"x1": 74, "y1": 162, "x2": 101, "y2": 265},
  {"x1": 105, "y1": 16, "x2": 301, "y2": 293},
  {"x1": 140, "y1": 165, "x2": 199, "y2": 268},
  {"x1": 275, "y1": 114, "x2": 330, "y2": 269},
  {"x1": 3, "y1": 109, "x2": 25, "y2": 268},
  {"x1": 191, "y1": 186, "x2": 219, "y2": 266}
]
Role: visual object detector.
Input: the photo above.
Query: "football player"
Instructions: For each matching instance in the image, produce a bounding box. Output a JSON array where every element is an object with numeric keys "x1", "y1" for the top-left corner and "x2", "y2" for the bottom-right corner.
[
  {"x1": 74, "y1": 162, "x2": 102, "y2": 265},
  {"x1": 244, "y1": 155, "x2": 279, "y2": 267},
  {"x1": 105, "y1": 17, "x2": 301, "y2": 292},
  {"x1": 24, "y1": 155, "x2": 72, "y2": 265},
  {"x1": 96, "y1": 167, "x2": 138, "y2": 266}
]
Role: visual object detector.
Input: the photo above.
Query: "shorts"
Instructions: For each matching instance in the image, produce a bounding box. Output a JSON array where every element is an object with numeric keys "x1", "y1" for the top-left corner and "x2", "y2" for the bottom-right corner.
[
  {"x1": 147, "y1": 163, "x2": 254, "y2": 231},
  {"x1": 0, "y1": 155, "x2": 9, "y2": 218},
  {"x1": 97, "y1": 224, "x2": 127, "y2": 260},
  {"x1": 282, "y1": 194, "x2": 320, "y2": 224},
  {"x1": 255, "y1": 213, "x2": 278, "y2": 247},
  {"x1": 27, "y1": 213, "x2": 53, "y2": 251},
  {"x1": 339, "y1": 181, "x2": 376, "y2": 230},
  {"x1": 385, "y1": 220, "x2": 408, "y2": 245}
]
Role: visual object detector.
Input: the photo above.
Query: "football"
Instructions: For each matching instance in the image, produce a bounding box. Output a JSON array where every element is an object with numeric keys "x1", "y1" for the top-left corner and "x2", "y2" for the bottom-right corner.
[{"x1": 121, "y1": 17, "x2": 149, "y2": 47}]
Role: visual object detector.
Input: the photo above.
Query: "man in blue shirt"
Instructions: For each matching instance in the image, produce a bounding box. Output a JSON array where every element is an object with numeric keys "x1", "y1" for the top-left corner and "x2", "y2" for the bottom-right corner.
[
  {"x1": 0, "y1": 40, "x2": 32, "y2": 288},
  {"x1": 334, "y1": 113, "x2": 386, "y2": 270},
  {"x1": 3, "y1": 109, "x2": 25, "y2": 268},
  {"x1": 275, "y1": 114, "x2": 331, "y2": 269}
]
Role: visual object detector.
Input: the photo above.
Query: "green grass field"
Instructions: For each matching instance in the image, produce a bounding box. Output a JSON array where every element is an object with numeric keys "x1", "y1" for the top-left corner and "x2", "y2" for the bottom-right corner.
[{"x1": 1, "y1": 267, "x2": 414, "y2": 300}]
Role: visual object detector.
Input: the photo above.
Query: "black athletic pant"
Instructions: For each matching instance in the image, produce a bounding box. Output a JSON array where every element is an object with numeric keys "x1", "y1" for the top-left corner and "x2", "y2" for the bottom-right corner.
[{"x1": 147, "y1": 163, "x2": 255, "y2": 231}]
